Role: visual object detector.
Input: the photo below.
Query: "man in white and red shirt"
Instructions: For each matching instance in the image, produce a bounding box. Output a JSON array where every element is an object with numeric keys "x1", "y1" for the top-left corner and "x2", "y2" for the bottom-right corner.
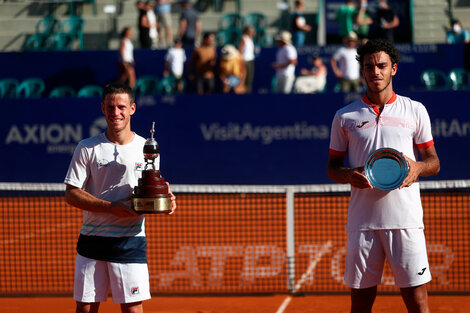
[{"x1": 327, "y1": 39, "x2": 440, "y2": 313}]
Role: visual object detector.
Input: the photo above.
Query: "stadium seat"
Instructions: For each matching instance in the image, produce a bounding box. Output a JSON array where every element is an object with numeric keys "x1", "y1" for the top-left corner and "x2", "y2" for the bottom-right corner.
[
  {"x1": 36, "y1": 15, "x2": 60, "y2": 39},
  {"x1": 157, "y1": 76, "x2": 186, "y2": 95},
  {"x1": 448, "y1": 68, "x2": 469, "y2": 90},
  {"x1": 242, "y1": 12, "x2": 267, "y2": 29},
  {"x1": 333, "y1": 82, "x2": 341, "y2": 93},
  {"x1": 49, "y1": 86, "x2": 76, "y2": 98},
  {"x1": 77, "y1": 85, "x2": 103, "y2": 98},
  {"x1": 16, "y1": 78, "x2": 46, "y2": 98},
  {"x1": 420, "y1": 69, "x2": 451, "y2": 90},
  {"x1": 46, "y1": 33, "x2": 74, "y2": 51},
  {"x1": 23, "y1": 15, "x2": 60, "y2": 51},
  {"x1": 0, "y1": 78, "x2": 19, "y2": 99},
  {"x1": 242, "y1": 12, "x2": 268, "y2": 46},
  {"x1": 216, "y1": 27, "x2": 242, "y2": 47},
  {"x1": 253, "y1": 27, "x2": 268, "y2": 47},
  {"x1": 59, "y1": 15, "x2": 85, "y2": 50},
  {"x1": 218, "y1": 13, "x2": 242, "y2": 30},
  {"x1": 23, "y1": 34, "x2": 46, "y2": 51},
  {"x1": 270, "y1": 75, "x2": 277, "y2": 93},
  {"x1": 134, "y1": 76, "x2": 160, "y2": 96}
]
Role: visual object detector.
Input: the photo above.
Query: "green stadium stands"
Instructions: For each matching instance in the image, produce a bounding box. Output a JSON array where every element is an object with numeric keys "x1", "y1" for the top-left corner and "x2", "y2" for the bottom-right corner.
[
  {"x1": 16, "y1": 78, "x2": 46, "y2": 98},
  {"x1": 49, "y1": 86, "x2": 76, "y2": 98}
]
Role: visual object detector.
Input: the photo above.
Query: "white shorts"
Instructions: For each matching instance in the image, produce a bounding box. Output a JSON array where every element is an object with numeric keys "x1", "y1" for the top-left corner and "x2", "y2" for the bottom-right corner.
[
  {"x1": 74, "y1": 254, "x2": 151, "y2": 304},
  {"x1": 345, "y1": 229, "x2": 432, "y2": 289}
]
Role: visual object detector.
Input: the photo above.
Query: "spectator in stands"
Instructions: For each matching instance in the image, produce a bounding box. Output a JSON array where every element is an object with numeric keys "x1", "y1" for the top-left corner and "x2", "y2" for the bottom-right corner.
[
  {"x1": 293, "y1": 54, "x2": 327, "y2": 94},
  {"x1": 178, "y1": 0, "x2": 201, "y2": 47},
  {"x1": 355, "y1": 0, "x2": 373, "y2": 42},
  {"x1": 334, "y1": 0, "x2": 357, "y2": 43},
  {"x1": 446, "y1": 19, "x2": 470, "y2": 44},
  {"x1": 64, "y1": 82, "x2": 176, "y2": 313},
  {"x1": 373, "y1": 0, "x2": 399, "y2": 43},
  {"x1": 137, "y1": 1, "x2": 158, "y2": 48},
  {"x1": 219, "y1": 44, "x2": 246, "y2": 94},
  {"x1": 136, "y1": 0, "x2": 152, "y2": 48},
  {"x1": 272, "y1": 31, "x2": 297, "y2": 94},
  {"x1": 118, "y1": 27, "x2": 136, "y2": 88},
  {"x1": 155, "y1": 0, "x2": 173, "y2": 47},
  {"x1": 163, "y1": 38, "x2": 186, "y2": 93},
  {"x1": 188, "y1": 32, "x2": 217, "y2": 94},
  {"x1": 238, "y1": 25, "x2": 256, "y2": 93},
  {"x1": 146, "y1": 1, "x2": 159, "y2": 48},
  {"x1": 330, "y1": 31, "x2": 362, "y2": 93},
  {"x1": 291, "y1": 0, "x2": 312, "y2": 47}
]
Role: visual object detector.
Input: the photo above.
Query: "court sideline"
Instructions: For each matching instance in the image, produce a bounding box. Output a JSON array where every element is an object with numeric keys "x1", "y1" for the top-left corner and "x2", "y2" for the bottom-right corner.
[{"x1": 1, "y1": 295, "x2": 469, "y2": 313}]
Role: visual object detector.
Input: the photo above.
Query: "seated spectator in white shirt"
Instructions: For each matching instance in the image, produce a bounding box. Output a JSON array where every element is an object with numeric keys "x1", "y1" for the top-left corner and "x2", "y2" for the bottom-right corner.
[{"x1": 294, "y1": 54, "x2": 327, "y2": 93}]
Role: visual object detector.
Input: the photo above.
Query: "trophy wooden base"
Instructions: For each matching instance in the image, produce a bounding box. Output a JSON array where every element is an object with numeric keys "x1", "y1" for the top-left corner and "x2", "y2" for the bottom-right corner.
[{"x1": 132, "y1": 195, "x2": 172, "y2": 214}]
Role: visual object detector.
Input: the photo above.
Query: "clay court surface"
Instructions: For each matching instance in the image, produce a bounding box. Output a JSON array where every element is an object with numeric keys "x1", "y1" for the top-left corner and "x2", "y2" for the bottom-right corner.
[
  {"x1": 1, "y1": 295, "x2": 469, "y2": 313},
  {"x1": 1, "y1": 189, "x2": 469, "y2": 312}
]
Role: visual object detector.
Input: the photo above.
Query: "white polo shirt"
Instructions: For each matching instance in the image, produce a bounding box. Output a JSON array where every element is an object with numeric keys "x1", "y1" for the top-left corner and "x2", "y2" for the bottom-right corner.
[
  {"x1": 65, "y1": 132, "x2": 157, "y2": 237},
  {"x1": 329, "y1": 93, "x2": 434, "y2": 231},
  {"x1": 332, "y1": 46, "x2": 360, "y2": 80},
  {"x1": 276, "y1": 44, "x2": 297, "y2": 77},
  {"x1": 165, "y1": 47, "x2": 186, "y2": 77}
]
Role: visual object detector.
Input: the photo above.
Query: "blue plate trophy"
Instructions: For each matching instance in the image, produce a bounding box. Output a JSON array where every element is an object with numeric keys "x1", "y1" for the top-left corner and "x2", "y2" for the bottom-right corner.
[
  {"x1": 364, "y1": 148, "x2": 409, "y2": 191},
  {"x1": 132, "y1": 122, "x2": 172, "y2": 213}
]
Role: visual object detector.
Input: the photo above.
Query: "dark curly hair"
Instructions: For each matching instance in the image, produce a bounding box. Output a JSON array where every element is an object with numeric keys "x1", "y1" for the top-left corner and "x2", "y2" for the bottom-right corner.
[{"x1": 356, "y1": 39, "x2": 400, "y2": 68}]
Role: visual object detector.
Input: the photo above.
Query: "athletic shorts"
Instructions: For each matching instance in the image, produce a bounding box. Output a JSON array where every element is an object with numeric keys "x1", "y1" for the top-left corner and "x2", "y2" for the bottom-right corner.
[
  {"x1": 344, "y1": 229, "x2": 432, "y2": 289},
  {"x1": 157, "y1": 11, "x2": 172, "y2": 27},
  {"x1": 74, "y1": 254, "x2": 151, "y2": 304}
]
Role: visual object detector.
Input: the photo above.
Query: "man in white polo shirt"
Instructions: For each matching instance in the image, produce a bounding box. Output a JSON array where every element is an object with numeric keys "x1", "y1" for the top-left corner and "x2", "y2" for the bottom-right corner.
[
  {"x1": 327, "y1": 39, "x2": 440, "y2": 313},
  {"x1": 330, "y1": 31, "x2": 362, "y2": 92},
  {"x1": 272, "y1": 31, "x2": 298, "y2": 94},
  {"x1": 64, "y1": 83, "x2": 176, "y2": 313}
]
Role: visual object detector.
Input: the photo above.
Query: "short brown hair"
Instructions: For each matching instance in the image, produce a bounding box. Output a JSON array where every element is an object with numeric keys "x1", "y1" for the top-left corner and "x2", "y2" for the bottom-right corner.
[{"x1": 102, "y1": 83, "x2": 135, "y2": 104}]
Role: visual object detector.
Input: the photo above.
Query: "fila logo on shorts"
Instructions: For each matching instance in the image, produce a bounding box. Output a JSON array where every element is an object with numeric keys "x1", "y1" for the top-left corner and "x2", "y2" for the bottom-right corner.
[{"x1": 131, "y1": 287, "x2": 140, "y2": 295}]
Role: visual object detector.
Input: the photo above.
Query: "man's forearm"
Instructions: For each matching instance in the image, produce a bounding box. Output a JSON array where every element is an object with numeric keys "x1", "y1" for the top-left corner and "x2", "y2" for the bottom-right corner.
[
  {"x1": 65, "y1": 187, "x2": 112, "y2": 213},
  {"x1": 417, "y1": 155, "x2": 440, "y2": 177},
  {"x1": 328, "y1": 165, "x2": 354, "y2": 184}
]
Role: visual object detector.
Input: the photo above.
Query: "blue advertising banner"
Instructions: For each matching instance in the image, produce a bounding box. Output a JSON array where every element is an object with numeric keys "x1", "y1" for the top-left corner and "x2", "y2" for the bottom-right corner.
[{"x1": 1, "y1": 91, "x2": 469, "y2": 184}]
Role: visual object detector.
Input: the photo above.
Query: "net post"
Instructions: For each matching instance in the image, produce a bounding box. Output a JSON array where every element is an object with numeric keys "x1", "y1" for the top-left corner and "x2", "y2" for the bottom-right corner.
[{"x1": 286, "y1": 186, "x2": 296, "y2": 292}]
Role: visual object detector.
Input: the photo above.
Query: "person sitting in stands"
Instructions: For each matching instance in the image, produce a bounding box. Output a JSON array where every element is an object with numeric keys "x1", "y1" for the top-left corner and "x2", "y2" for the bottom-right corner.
[
  {"x1": 219, "y1": 44, "x2": 246, "y2": 94},
  {"x1": 294, "y1": 54, "x2": 327, "y2": 94},
  {"x1": 446, "y1": 19, "x2": 470, "y2": 44}
]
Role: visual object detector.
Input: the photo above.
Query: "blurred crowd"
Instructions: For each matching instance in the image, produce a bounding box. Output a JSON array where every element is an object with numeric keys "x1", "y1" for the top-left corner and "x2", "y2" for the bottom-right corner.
[{"x1": 115, "y1": 0, "x2": 469, "y2": 95}]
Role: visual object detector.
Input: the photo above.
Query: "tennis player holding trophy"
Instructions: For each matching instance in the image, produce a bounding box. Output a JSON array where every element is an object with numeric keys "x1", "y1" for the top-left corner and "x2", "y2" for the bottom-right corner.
[{"x1": 64, "y1": 83, "x2": 176, "y2": 313}]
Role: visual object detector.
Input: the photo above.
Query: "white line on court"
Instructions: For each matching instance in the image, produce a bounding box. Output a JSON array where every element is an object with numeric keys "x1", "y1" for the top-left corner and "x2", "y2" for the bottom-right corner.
[{"x1": 275, "y1": 241, "x2": 333, "y2": 313}]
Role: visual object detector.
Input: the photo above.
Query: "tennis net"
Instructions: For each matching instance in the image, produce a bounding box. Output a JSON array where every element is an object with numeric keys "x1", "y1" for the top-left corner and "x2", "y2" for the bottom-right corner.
[{"x1": 0, "y1": 181, "x2": 469, "y2": 296}]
